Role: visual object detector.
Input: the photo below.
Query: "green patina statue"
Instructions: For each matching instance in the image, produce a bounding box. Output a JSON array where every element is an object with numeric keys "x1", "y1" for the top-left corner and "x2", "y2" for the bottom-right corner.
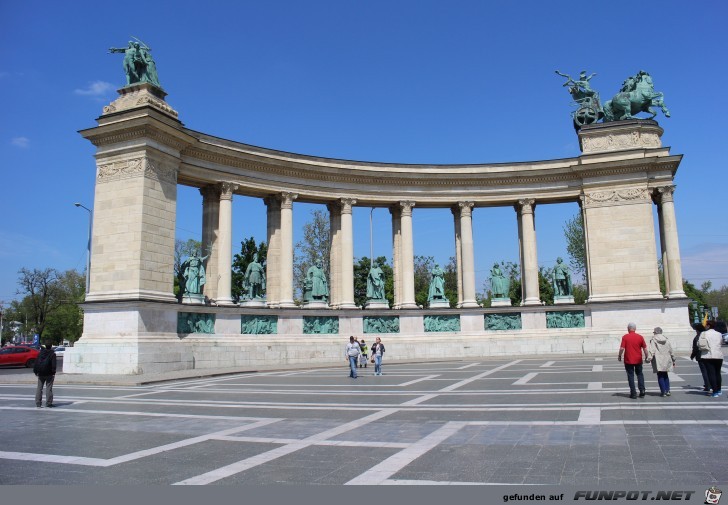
[
  {"x1": 182, "y1": 251, "x2": 209, "y2": 296},
  {"x1": 427, "y1": 264, "x2": 448, "y2": 304},
  {"x1": 552, "y1": 257, "x2": 572, "y2": 297},
  {"x1": 304, "y1": 260, "x2": 329, "y2": 303},
  {"x1": 366, "y1": 261, "x2": 386, "y2": 301},
  {"x1": 244, "y1": 253, "x2": 266, "y2": 300},
  {"x1": 109, "y1": 37, "x2": 161, "y2": 88},
  {"x1": 490, "y1": 263, "x2": 510, "y2": 299}
]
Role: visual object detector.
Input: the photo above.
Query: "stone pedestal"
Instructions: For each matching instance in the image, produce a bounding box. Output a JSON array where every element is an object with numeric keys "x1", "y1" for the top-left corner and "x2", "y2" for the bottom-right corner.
[
  {"x1": 491, "y1": 298, "x2": 512, "y2": 307},
  {"x1": 428, "y1": 299, "x2": 451, "y2": 309},
  {"x1": 554, "y1": 296, "x2": 575, "y2": 305},
  {"x1": 182, "y1": 294, "x2": 205, "y2": 305},
  {"x1": 239, "y1": 299, "x2": 267, "y2": 308},
  {"x1": 364, "y1": 300, "x2": 389, "y2": 309},
  {"x1": 302, "y1": 300, "x2": 330, "y2": 309},
  {"x1": 578, "y1": 119, "x2": 662, "y2": 154}
]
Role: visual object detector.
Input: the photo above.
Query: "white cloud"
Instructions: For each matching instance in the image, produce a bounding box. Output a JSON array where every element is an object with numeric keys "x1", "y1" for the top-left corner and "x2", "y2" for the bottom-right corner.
[
  {"x1": 11, "y1": 136, "x2": 30, "y2": 148},
  {"x1": 74, "y1": 80, "x2": 115, "y2": 97}
]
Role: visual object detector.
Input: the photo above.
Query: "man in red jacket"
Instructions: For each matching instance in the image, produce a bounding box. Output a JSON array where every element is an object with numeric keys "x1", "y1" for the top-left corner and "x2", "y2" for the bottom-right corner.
[{"x1": 618, "y1": 322, "x2": 649, "y2": 399}]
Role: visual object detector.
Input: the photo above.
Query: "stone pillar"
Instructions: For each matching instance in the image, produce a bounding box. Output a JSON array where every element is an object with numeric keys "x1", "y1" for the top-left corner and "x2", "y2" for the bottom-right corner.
[
  {"x1": 264, "y1": 196, "x2": 282, "y2": 307},
  {"x1": 398, "y1": 201, "x2": 418, "y2": 309},
  {"x1": 216, "y1": 182, "x2": 237, "y2": 306},
  {"x1": 200, "y1": 185, "x2": 220, "y2": 301},
  {"x1": 390, "y1": 205, "x2": 402, "y2": 309},
  {"x1": 517, "y1": 199, "x2": 541, "y2": 306},
  {"x1": 578, "y1": 195, "x2": 591, "y2": 299},
  {"x1": 278, "y1": 192, "x2": 298, "y2": 307},
  {"x1": 328, "y1": 202, "x2": 342, "y2": 308},
  {"x1": 656, "y1": 201, "x2": 670, "y2": 294},
  {"x1": 339, "y1": 198, "x2": 357, "y2": 309},
  {"x1": 458, "y1": 201, "x2": 479, "y2": 308},
  {"x1": 451, "y1": 207, "x2": 463, "y2": 307},
  {"x1": 657, "y1": 186, "x2": 686, "y2": 298}
]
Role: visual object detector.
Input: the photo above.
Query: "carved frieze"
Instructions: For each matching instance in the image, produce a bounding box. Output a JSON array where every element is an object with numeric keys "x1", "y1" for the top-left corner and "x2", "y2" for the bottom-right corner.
[
  {"x1": 580, "y1": 131, "x2": 661, "y2": 154},
  {"x1": 97, "y1": 157, "x2": 178, "y2": 184},
  {"x1": 582, "y1": 188, "x2": 650, "y2": 208}
]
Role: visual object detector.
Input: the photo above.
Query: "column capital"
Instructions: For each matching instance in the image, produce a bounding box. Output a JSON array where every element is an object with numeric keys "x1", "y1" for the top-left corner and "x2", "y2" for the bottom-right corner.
[
  {"x1": 457, "y1": 201, "x2": 475, "y2": 218},
  {"x1": 399, "y1": 201, "x2": 416, "y2": 217},
  {"x1": 219, "y1": 182, "x2": 238, "y2": 200},
  {"x1": 280, "y1": 192, "x2": 298, "y2": 209},
  {"x1": 516, "y1": 198, "x2": 535, "y2": 215},
  {"x1": 199, "y1": 184, "x2": 221, "y2": 201},
  {"x1": 655, "y1": 185, "x2": 676, "y2": 204},
  {"x1": 340, "y1": 198, "x2": 357, "y2": 214}
]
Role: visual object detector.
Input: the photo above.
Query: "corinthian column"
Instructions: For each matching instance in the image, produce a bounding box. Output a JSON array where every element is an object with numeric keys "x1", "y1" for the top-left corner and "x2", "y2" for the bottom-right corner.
[
  {"x1": 338, "y1": 198, "x2": 357, "y2": 309},
  {"x1": 657, "y1": 186, "x2": 686, "y2": 298},
  {"x1": 398, "y1": 201, "x2": 418, "y2": 309},
  {"x1": 216, "y1": 182, "x2": 237, "y2": 305},
  {"x1": 200, "y1": 185, "x2": 220, "y2": 302},
  {"x1": 451, "y1": 207, "x2": 463, "y2": 307},
  {"x1": 390, "y1": 205, "x2": 402, "y2": 309},
  {"x1": 517, "y1": 199, "x2": 541, "y2": 306},
  {"x1": 264, "y1": 196, "x2": 282, "y2": 307},
  {"x1": 458, "y1": 201, "x2": 479, "y2": 308},
  {"x1": 278, "y1": 192, "x2": 298, "y2": 307}
]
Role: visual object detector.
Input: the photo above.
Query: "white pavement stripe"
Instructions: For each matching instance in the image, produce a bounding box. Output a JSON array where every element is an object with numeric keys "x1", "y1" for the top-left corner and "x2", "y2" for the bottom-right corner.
[
  {"x1": 400, "y1": 394, "x2": 438, "y2": 406},
  {"x1": 0, "y1": 405, "x2": 280, "y2": 421},
  {"x1": 670, "y1": 373, "x2": 685, "y2": 382},
  {"x1": 213, "y1": 435, "x2": 410, "y2": 449},
  {"x1": 0, "y1": 451, "x2": 107, "y2": 466},
  {"x1": 595, "y1": 358, "x2": 603, "y2": 361},
  {"x1": 592, "y1": 365, "x2": 603, "y2": 372},
  {"x1": 345, "y1": 422, "x2": 465, "y2": 485},
  {"x1": 513, "y1": 372, "x2": 537, "y2": 385},
  {"x1": 541, "y1": 361, "x2": 555, "y2": 368},
  {"x1": 578, "y1": 407, "x2": 601, "y2": 424},
  {"x1": 457, "y1": 363, "x2": 481, "y2": 369},
  {"x1": 587, "y1": 382, "x2": 602, "y2": 390},
  {"x1": 384, "y1": 479, "x2": 540, "y2": 486},
  {"x1": 440, "y1": 360, "x2": 521, "y2": 392},
  {"x1": 174, "y1": 409, "x2": 399, "y2": 485},
  {"x1": 398, "y1": 375, "x2": 440, "y2": 387}
]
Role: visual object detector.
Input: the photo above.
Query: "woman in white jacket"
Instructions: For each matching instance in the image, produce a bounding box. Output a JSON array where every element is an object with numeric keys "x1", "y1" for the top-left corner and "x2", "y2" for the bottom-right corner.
[
  {"x1": 648, "y1": 327, "x2": 676, "y2": 397},
  {"x1": 699, "y1": 320, "x2": 724, "y2": 397}
]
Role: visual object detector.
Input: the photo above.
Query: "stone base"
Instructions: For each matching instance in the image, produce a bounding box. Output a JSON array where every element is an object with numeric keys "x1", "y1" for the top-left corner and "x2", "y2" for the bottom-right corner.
[
  {"x1": 239, "y1": 299, "x2": 267, "y2": 308},
  {"x1": 364, "y1": 300, "x2": 390, "y2": 309},
  {"x1": 428, "y1": 299, "x2": 451, "y2": 308},
  {"x1": 302, "y1": 300, "x2": 330, "y2": 309},
  {"x1": 554, "y1": 296, "x2": 575, "y2": 305},
  {"x1": 182, "y1": 294, "x2": 205, "y2": 305},
  {"x1": 491, "y1": 298, "x2": 512, "y2": 307},
  {"x1": 102, "y1": 82, "x2": 179, "y2": 119},
  {"x1": 578, "y1": 119, "x2": 663, "y2": 154}
]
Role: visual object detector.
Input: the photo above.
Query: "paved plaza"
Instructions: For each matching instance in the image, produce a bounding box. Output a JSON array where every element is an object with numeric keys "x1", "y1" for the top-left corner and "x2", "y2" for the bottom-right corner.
[{"x1": 1, "y1": 355, "x2": 727, "y2": 486}]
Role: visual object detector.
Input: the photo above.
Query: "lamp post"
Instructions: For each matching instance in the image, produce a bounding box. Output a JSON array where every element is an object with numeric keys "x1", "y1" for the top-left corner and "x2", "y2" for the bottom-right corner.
[
  {"x1": 74, "y1": 203, "x2": 93, "y2": 295},
  {"x1": 370, "y1": 207, "x2": 375, "y2": 264}
]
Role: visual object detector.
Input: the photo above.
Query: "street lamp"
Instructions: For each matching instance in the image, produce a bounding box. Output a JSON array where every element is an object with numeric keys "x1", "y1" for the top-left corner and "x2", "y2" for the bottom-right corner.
[{"x1": 74, "y1": 203, "x2": 93, "y2": 295}]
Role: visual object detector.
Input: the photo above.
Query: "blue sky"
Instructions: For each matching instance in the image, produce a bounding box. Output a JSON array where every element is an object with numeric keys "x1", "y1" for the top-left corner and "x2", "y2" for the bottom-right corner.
[{"x1": 1, "y1": 0, "x2": 727, "y2": 303}]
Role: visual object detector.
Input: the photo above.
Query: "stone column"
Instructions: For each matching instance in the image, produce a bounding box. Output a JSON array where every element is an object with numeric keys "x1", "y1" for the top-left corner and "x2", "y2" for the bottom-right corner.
[
  {"x1": 216, "y1": 182, "x2": 237, "y2": 306},
  {"x1": 264, "y1": 196, "x2": 282, "y2": 307},
  {"x1": 390, "y1": 205, "x2": 402, "y2": 309},
  {"x1": 451, "y1": 207, "x2": 463, "y2": 307},
  {"x1": 338, "y1": 198, "x2": 357, "y2": 309},
  {"x1": 517, "y1": 199, "x2": 541, "y2": 306},
  {"x1": 398, "y1": 201, "x2": 418, "y2": 309},
  {"x1": 578, "y1": 195, "x2": 591, "y2": 299},
  {"x1": 458, "y1": 201, "x2": 479, "y2": 308},
  {"x1": 200, "y1": 185, "x2": 221, "y2": 302},
  {"x1": 278, "y1": 192, "x2": 298, "y2": 307},
  {"x1": 656, "y1": 202, "x2": 670, "y2": 294},
  {"x1": 328, "y1": 202, "x2": 342, "y2": 308},
  {"x1": 657, "y1": 186, "x2": 686, "y2": 298}
]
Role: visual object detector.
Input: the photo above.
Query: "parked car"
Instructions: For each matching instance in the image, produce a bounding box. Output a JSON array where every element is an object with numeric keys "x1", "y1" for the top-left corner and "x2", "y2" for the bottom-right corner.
[
  {"x1": 0, "y1": 346, "x2": 40, "y2": 367},
  {"x1": 53, "y1": 346, "x2": 66, "y2": 357}
]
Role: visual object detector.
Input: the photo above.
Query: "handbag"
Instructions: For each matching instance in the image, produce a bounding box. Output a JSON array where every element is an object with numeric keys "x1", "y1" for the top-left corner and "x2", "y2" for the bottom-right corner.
[{"x1": 698, "y1": 333, "x2": 711, "y2": 353}]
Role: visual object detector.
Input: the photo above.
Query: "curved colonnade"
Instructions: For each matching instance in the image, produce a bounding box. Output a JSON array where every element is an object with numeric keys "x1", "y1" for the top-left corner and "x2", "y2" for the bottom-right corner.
[{"x1": 65, "y1": 84, "x2": 689, "y2": 375}]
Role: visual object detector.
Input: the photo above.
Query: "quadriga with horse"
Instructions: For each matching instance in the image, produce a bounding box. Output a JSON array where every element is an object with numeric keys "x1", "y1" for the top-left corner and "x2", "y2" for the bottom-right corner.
[{"x1": 603, "y1": 71, "x2": 670, "y2": 122}]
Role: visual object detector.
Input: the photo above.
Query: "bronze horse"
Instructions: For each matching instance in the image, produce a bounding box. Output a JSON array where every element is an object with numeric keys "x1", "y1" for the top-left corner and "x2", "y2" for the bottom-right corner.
[{"x1": 603, "y1": 72, "x2": 670, "y2": 121}]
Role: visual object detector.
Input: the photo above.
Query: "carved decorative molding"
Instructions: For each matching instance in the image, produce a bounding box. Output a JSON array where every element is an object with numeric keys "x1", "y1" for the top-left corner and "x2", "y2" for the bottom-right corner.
[
  {"x1": 340, "y1": 198, "x2": 357, "y2": 214},
  {"x1": 86, "y1": 126, "x2": 188, "y2": 152},
  {"x1": 517, "y1": 198, "x2": 535, "y2": 215},
  {"x1": 218, "y1": 182, "x2": 238, "y2": 200},
  {"x1": 458, "y1": 201, "x2": 475, "y2": 218},
  {"x1": 583, "y1": 188, "x2": 651, "y2": 207},
  {"x1": 97, "y1": 157, "x2": 178, "y2": 184},
  {"x1": 581, "y1": 131, "x2": 661, "y2": 154},
  {"x1": 655, "y1": 185, "x2": 676, "y2": 204},
  {"x1": 399, "y1": 201, "x2": 416, "y2": 217},
  {"x1": 199, "y1": 184, "x2": 221, "y2": 201},
  {"x1": 280, "y1": 192, "x2": 298, "y2": 209}
]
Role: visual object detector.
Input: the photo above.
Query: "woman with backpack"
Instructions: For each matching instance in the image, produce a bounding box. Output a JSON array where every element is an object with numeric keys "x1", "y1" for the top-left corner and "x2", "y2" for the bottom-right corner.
[
  {"x1": 370, "y1": 337, "x2": 385, "y2": 376},
  {"x1": 698, "y1": 320, "x2": 724, "y2": 397}
]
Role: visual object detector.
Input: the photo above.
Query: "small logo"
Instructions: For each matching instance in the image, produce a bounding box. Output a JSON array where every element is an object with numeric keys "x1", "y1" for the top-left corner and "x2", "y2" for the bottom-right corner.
[{"x1": 706, "y1": 487, "x2": 722, "y2": 505}]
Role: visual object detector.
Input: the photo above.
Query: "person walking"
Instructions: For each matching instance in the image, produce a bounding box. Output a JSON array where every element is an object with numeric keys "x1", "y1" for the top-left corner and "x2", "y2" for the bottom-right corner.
[
  {"x1": 647, "y1": 327, "x2": 676, "y2": 397},
  {"x1": 359, "y1": 339, "x2": 369, "y2": 368},
  {"x1": 33, "y1": 342, "x2": 57, "y2": 408},
  {"x1": 370, "y1": 337, "x2": 385, "y2": 376},
  {"x1": 345, "y1": 336, "x2": 361, "y2": 379},
  {"x1": 698, "y1": 320, "x2": 724, "y2": 397},
  {"x1": 618, "y1": 323, "x2": 649, "y2": 399},
  {"x1": 690, "y1": 323, "x2": 711, "y2": 393}
]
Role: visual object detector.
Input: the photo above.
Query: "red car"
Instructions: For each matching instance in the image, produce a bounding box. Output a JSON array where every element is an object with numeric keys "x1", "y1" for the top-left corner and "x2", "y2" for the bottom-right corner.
[{"x1": 0, "y1": 346, "x2": 40, "y2": 367}]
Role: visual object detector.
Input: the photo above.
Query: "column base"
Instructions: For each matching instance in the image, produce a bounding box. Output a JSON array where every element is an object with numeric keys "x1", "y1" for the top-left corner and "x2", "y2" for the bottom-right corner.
[
  {"x1": 458, "y1": 300, "x2": 481, "y2": 309},
  {"x1": 216, "y1": 297, "x2": 236, "y2": 306},
  {"x1": 278, "y1": 300, "x2": 297, "y2": 308},
  {"x1": 522, "y1": 297, "x2": 543, "y2": 306},
  {"x1": 337, "y1": 301, "x2": 358, "y2": 310},
  {"x1": 667, "y1": 291, "x2": 687, "y2": 299},
  {"x1": 397, "y1": 302, "x2": 420, "y2": 309}
]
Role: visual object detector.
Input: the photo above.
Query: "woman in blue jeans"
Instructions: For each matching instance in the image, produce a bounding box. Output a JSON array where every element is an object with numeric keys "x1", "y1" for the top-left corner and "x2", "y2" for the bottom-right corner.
[{"x1": 370, "y1": 337, "x2": 385, "y2": 376}]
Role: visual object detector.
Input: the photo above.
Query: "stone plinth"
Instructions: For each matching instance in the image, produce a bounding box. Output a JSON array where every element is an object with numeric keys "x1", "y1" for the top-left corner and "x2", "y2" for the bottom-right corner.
[
  {"x1": 491, "y1": 298, "x2": 512, "y2": 307},
  {"x1": 364, "y1": 300, "x2": 389, "y2": 309},
  {"x1": 428, "y1": 300, "x2": 451, "y2": 309},
  {"x1": 578, "y1": 119, "x2": 663, "y2": 154},
  {"x1": 302, "y1": 300, "x2": 330, "y2": 309},
  {"x1": 102, "y1": 83, "x2": 179, "y2": 119},
  {"x1": 554, "y1": 296, "x2": 575, "y2": 305},
  {"x1": 182, "y1": 294, "x2": 205, "y2": 305},
  {"x1": 239, "y1": 299, "x2": 267, "y2": 308}
]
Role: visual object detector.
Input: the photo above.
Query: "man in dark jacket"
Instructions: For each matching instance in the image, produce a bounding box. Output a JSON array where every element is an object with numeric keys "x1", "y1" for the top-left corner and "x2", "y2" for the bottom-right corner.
[{"x1": 33, "y1": 342, "x2": 57, "y2": 408}]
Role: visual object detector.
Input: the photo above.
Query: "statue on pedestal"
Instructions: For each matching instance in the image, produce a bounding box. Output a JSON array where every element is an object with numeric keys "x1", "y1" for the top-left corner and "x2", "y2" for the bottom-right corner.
[
  {"x1": 244, "y1": 253, "x2": 266, "y2": 300},
  {"x1": 366, "y1": 260, "x2": 386, "y2": 301},
  {"x1": 109, "y1": 37, "x2": 161, "y2": 88},
  {"x1": 490, "y1": 263, "x2": 510, "y2": 299},
  {"x1": 603, "y1": 70, "x2": 670, "y2": 122},
  {"x1": 305, "y1": 260, "x2": 329, "y2": 302},
  {"x1": 427, "y1": 264, "x2": 448, "y2": 305},
  {"x1": 552, "y1": 257, "x2": 572, "y2": 297}
]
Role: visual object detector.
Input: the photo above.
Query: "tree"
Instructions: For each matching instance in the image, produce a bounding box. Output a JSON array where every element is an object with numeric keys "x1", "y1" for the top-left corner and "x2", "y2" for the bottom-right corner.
[
  {"x1": 353, "y1": 256, "x2": 394, "y2": 307},
  {"x1": 563, "y1": 212, "x2": 586, "y2": 282},
  {"x1": 231, "y1": 237, "x2": 268, "y2": 303},
  {"x1": 294, "y1": 209, "x2": 330, "y2": 301},
  {"x1": 413, "y1": 255, "x2": 435, "y2": 308},
  {"x1": 443, "y1": 257, "x2": 458, "y2": 308},
  {"x1": 16, "y1": 268, "x2": 62, "y2": 339},
  {"x1": 42, "y1": 270, "x2": 85, "y2": 344},
  {"x1": 174, "y1": 238, "x2": 202, "y2": 302}
]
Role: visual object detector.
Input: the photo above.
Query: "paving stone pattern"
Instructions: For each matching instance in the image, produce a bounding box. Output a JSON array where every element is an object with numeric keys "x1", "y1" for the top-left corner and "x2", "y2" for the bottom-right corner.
[{"x1": 0, "y1": 356, "x2": 726, "y2": 485}]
